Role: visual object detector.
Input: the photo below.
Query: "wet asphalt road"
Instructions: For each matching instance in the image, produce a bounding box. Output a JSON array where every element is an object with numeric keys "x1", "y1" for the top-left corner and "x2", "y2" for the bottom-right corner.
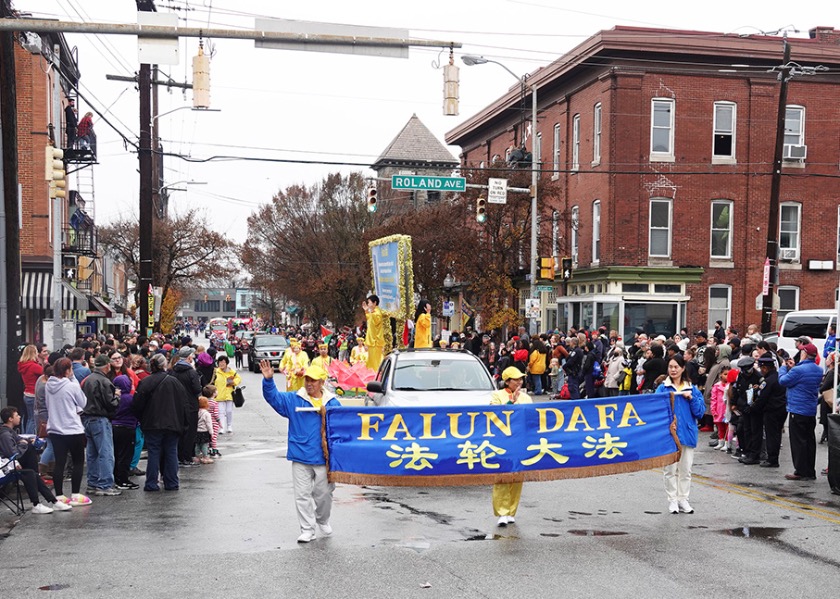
[{"x1": 3, "y1": 366, "x2": 840, "y2": 598}]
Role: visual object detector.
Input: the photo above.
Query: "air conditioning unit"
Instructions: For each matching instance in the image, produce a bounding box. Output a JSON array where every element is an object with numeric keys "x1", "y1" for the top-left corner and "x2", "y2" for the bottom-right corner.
[
  {"x1": 783, "y1": 144, "x2": 807, "y2": 160},
  {"x1": 779, "y1": 248, "x2": 798, "y2": 261}
]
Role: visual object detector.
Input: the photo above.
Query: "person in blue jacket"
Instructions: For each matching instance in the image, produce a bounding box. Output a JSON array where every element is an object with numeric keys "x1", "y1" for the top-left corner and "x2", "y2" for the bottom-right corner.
[
  {"x1": 260, "y1": 360, "x2": 341, "y2": 543},
  {"x1": 779, "y1": 342, "x2": 823, "y2": 481},
  {"x1": 655, "y1": 354, "x2": 705, "y2": 515}
]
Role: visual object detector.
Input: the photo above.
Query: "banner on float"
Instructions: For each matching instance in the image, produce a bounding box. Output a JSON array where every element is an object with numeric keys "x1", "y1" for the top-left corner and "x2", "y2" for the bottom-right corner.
[{"x1": 324, "y1": 393, "x2": 680, "y2": 486}]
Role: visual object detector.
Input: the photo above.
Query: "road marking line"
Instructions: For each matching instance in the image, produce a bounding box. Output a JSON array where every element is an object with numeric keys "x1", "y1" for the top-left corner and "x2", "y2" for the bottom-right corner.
[
  {"x1": 223, "y1": 448, "x2": 284, "y2": 459},
  {"x1": 692, "y1": 474, "x2": 840, "y2": 525}
]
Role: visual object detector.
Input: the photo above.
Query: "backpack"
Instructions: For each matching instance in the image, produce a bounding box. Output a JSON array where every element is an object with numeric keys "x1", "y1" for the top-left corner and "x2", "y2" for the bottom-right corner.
[{"x1": 592, "y1": 360, "x2": 603, "y2": 379}]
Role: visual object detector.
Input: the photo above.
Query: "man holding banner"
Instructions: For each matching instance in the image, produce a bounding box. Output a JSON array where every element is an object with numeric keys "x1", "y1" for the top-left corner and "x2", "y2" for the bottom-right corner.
[{"x1": 260, "y1": 360, "x2": 341, "y2": 543}]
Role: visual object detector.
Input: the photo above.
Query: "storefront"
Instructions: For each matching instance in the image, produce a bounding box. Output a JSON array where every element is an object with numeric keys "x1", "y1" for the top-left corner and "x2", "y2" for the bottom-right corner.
[
  {"x1": 555, "y1": 266, "x2": 703, "y2": 340},
  {"x1": 21, "y1": 270, "x2": 89, "y2": 344}
]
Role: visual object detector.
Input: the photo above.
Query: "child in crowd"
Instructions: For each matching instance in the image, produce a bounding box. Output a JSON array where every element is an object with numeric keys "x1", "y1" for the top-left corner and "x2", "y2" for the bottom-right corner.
[
  {"x1": 195, "y1": 396, "x2": 214, "y2": 464},
  {"x1": 548, "y1": 358, "x2": 561, "y2": 395},
  {"x1": 723, "y1": 368, "x2": 740, "y2": 453},
  {"x1": 202, "y1": 385, "x2": 222, "y2": 458},
  {"x1": 710, "y1": 366, "x2": 730, "y2": 450}
]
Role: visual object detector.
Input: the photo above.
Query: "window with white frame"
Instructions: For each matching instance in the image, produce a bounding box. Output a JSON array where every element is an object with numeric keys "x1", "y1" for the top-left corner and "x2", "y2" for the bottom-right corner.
[
  {"x1": 649, "y1": 199, "x2": 672, "y2": 257},
  {"x1": 710, "y1": 200, "x2": 733, "y2": 259},
  {"x1": 572, "y1": 115, "x2": 580, "y2": 171},
  {"x1": 777, "y1": 286, "x2": 800, "y2": 323},
  {"x1": 592, "y1": 200, "x2": 601, "y2": 263},
  {"x1": 593, "y1": 103, "x2": 602, "y2": 164},
  {"x1": 708, "y1": 285, "x2": 731, "y2": 329},
  {"x1": 552, "y1": 123, "x2": 560, "y2": 179},
  {"x1": 650, "y1": 98, "x2": 675, "y2": 160},
  {"x1": 713, "y1": 101, "x2": 736, "y2": 160},
  {"x1": 779, "y1": 202, "x2": 801, "y2": 259},
  {"x1": 552, "y1": 210, "x2": 559, "y2": 258},
  {"x1": 571, "y1": 205, "x2": 579, "y2": 265},
  {"x1": 784, "y1": 106, "x2": 805, "y2": 147}
]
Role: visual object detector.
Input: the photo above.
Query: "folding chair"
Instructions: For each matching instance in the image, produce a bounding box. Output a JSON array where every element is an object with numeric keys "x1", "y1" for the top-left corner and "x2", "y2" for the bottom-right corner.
[{"x1": 0, "y1": 453, "x2": 25, "y2": 516}]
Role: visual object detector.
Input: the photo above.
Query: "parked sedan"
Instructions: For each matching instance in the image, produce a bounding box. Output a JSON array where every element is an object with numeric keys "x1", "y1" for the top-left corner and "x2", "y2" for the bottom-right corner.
[
  {"x1": 248, "y1": 334, "x2": 289, "y2": 372},
  {"x1": 365, "y1": 348, "x2": 496, "y2": 407}
]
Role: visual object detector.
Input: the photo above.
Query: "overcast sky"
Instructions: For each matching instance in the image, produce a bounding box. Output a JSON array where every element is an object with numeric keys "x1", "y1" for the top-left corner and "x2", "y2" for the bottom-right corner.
[{"x1": 16, "y1": 0, "x2": 834, "y2": 243}]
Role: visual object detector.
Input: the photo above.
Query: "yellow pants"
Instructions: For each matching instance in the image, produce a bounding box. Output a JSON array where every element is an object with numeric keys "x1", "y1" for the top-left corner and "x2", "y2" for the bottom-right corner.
[
  {"x1": 366, "y1": 346, "x2": 383, "y2": 372},
  {"x1": 492, "y1": 482, "x2": 523, "y2": 516},
  {"x1": 287, "y1": 374, "x2": 305, "y2": 392}
]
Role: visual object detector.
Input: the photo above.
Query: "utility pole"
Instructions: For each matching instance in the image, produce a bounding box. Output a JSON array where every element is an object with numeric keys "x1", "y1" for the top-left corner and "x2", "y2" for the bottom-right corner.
[
  {"x1": 761, "y1": 38, "x2": 791, "y2": 334},
  {"x1": 0, "y1": 0, "x2": 23, "y2": 410},
  {"x1": 137, "y1": 0, "x2": 155, "y2": 337}
]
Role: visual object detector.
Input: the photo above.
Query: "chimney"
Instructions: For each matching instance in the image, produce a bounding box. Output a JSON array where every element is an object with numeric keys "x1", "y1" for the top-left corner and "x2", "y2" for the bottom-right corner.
[{"x1": 808, "y1": 27, "x2": 840, "y2": 44}]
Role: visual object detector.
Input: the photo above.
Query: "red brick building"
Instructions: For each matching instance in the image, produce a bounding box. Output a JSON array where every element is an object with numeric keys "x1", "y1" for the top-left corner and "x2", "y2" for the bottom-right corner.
[{"x1": 447, "y1": 26, "x2": 840, "y2": 338}]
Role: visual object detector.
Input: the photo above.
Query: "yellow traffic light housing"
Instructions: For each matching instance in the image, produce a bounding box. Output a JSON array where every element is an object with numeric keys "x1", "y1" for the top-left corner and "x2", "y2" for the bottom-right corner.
[
  {"x1": 367, "y1": 187, "x2": 377, "y2": 212},
  {"x1": 476, "y1": 196, "x2": 487, "y2": 223},
  {"x1": 539, "y1": 256, "x2": 556, "y2": 280},
  {"x1": 45, "y1": 145, "x2": 66, "y2": 199}
]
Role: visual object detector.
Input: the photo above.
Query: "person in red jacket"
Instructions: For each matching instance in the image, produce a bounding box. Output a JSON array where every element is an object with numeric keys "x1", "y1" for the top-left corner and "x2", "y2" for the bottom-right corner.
[{"x1": 17, "y1": 345, "x2": 44, "y2": 435}]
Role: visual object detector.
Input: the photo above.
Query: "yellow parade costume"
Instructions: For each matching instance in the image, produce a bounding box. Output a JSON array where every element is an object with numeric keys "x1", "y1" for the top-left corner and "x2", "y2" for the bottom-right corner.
[
  {"x1": 489, "y1": 386, "x2": 531, "y2": 518},
  {"x1": 350, "y1": 343, "x2": 368, "y2": 365},
  {"x1": 365, "y1": 306, "x2": 385, "y2": 371},
  {"x1": 279, "y1": 344, "x2": 310, "y2": 391},
  {"x1": 414, "y1": 312, "x2": 432, "y2": 348},
  {"x1": 312, "y1": 355, "x2": 332, "y2": 372}
]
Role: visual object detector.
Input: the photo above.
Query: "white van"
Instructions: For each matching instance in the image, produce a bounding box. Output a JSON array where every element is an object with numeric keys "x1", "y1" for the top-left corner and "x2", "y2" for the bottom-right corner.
[{"x1": 777, "y1": 309, "x2": 836, "y2": 360}]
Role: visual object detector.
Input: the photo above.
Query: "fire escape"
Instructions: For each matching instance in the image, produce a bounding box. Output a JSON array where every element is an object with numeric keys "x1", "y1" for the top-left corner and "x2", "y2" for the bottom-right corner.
[{"x1": 61, "y1": 98, "x2": 99, "y2": 295}]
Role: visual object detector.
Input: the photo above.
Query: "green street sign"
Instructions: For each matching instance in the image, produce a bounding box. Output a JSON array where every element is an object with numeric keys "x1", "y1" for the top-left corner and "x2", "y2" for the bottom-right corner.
[
  {"x1": 391, "y1": 175, "x2": 466, "y2": 192},
  {"x1": 535, "y1": 285, "x2": 554, "y2": 292}
]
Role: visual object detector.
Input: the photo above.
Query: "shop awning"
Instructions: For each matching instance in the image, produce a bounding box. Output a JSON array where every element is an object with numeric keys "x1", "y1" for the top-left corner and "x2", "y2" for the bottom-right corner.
[
  {"x1": 88, "y1": 295, "x2": 116, "y2": 318},
  {"x1": 21, "y1": 271, "x2": 89, "y2": 311}
]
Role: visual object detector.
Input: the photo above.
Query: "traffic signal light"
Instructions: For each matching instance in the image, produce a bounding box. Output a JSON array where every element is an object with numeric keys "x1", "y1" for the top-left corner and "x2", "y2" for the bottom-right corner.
[
  {"x1": 367, "y1": 187, "x2": 377, "y2": 212},
  {"x1": 561, "y1": 257, "x2": 573, "y2": 281},
  {"x1": 476, "y1": 196, "x2": 487, "y2": 223},
  {"x1": 45, "y1": 145, "x2": 65, "y2": 199},
  {"x1": 540, "y1": 257, "x2": 555, "y2": 280}
]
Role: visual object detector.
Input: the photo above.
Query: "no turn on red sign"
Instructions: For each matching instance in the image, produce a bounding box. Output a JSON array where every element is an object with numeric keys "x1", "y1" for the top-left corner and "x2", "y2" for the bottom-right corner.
[{"x1": 487, "y1": 178, "x2": 507, "y2": 204}]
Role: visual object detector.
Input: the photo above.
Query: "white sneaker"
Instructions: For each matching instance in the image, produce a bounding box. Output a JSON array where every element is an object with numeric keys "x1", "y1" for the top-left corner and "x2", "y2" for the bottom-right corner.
[
  {"x1": 678, "y1": 499, "x2": 694, "y2": 514},
  {"x1": 668, "y1": 500, "x2": 679, "y2": 514},
  {"x1": 226, "y1": 427, "x2": 233, "y2": 434},
  {"x1": 31, "y1": 503, "x2": 54, "y2": 514},
  {"x1": 297, "y1": 531, "x2": 315, "y2": 543},
  {"x1": 497, "y1": 516, "x2": 508, "y2": 527},
  {"x1": 51, "y1": 500, "x2": 72, "y2": 511},
  {"x1": 719, "y1": 443, "x2": 730, "y2": 451},
  {"x1": 318, "y1": 522, "x2": 333, "y2": 536},
  {"x1": 713, "y1": 441, "x2": 725, "y2": 450},
  {"x1": 506, "y1": 515, "x2": 515, "y2": 524}
]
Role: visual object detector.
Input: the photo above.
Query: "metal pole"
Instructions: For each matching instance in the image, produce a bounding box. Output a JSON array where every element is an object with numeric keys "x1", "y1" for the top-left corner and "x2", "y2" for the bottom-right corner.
[
  {"x1": 139, "y1": 63, "x2": 153, "y2": 336},
  {"x1": 0, "y1": 59, "x2": 6, "y2": 409},
  {"x1": 760, "y1": 38, "x2": 791, "y2": 333},
  {"x1": 0, "y1": 18, "x2": 460, "y2": 49},
  {"x1": 529, "y1": 83, "x2": 539, "y2": 335},
  {"x1": 52, "y1": 193, "x2": 63, "y2": 350}
]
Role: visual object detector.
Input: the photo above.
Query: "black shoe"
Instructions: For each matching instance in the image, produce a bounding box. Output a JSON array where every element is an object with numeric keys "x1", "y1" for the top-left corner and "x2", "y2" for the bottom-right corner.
[
  {"x1": 733, "y1": 449, "x2": 743, "y2": 457},
  {"x1": 759, "y1": 461, "x2": 779, "y2": 468},
  {"x1": 130, "y1": 467, "x2": 146, "y2": 476},
  {"x1": 709, "y1": 439, "x2": 721, "y2": 447},
  {"x1": 709, "y1": 431, "x2": 719, "y2": 441},
  {"x1": 739, "y1": 457, "x2": 760, "y2": 465},
  {"x1": 116, "y1": 481, "x2": 140, "y2": 490}
]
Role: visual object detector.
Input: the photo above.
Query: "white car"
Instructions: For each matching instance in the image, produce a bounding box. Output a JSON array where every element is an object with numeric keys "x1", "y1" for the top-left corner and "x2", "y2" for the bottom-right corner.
[{"x1": 365, "y1": 348, "x2": 497, "y2": 407}]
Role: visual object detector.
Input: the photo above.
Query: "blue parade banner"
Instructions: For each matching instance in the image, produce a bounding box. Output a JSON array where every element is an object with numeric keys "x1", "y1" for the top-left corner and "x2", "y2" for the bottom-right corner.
[
  {"x1": 324, "y1": 393, "x2": 680, "y2": 486},
  {"x1": 369, "y1": 240, "x2": 402, "y2": 316}
]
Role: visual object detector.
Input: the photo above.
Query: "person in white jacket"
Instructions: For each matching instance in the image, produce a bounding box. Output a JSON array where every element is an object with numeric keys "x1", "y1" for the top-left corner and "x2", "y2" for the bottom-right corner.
[
  {"x1": 603, "y1": 347, "x2": 626, "y2": 397},
  {"x1": 45, "y1": 357, "x2": 92, "y2": 507}
]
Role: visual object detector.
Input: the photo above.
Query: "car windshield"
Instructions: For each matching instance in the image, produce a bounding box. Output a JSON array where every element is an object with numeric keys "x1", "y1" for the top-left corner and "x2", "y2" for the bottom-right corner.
[
  {"x1": 392, "y1": 358, "x2": 494, "y2": 391},
  {"x1": 254, "y1": 335, "x2": 289, "y2": 349},
  {"x1": 782, "y1": 315, "x2": 831, "y2": 339}
]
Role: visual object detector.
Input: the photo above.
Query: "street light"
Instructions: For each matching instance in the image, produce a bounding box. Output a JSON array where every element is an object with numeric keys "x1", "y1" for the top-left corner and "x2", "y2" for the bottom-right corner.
[
  {"x1": 462, "y1": 54, "x2": 540, "y2": 335},
  {"x1": 158, "y1": 180, "x2": 207, "y2": 194},
  {"x1": 152, "y1": 106, "x2": 221, "y2": 123}
]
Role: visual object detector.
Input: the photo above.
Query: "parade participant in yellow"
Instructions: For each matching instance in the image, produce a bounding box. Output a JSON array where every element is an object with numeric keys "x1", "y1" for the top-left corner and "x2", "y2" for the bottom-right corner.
[
  {"x1": 490, "y1": 367, "x2": 532, "y2": 527},
  {"x1": 413, "y1": 299, "x2": 432, "y2": 349},
  {"x1": 213, "y1": 355, "x2": 242, "y2": 434},
  {"x1": 363, "y1": 295, "x2": 385, "y2": 371},
  {"x1": 311, "y1": 343, "x2": 332, "y2": 372},
  {"x1": 350, "y1": 338, "x2": 368, "y2": 365},
  {"x1": 279, "y1": 339, "x2": 309, "y2": 392}
]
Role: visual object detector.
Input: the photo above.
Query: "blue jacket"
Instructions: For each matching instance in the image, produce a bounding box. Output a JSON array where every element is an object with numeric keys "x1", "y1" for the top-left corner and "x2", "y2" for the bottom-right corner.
[
  {"x1": 262, "y1": 378, "x2": 340, "y2": 465},
  {"x1": 655, "y1": 381, "x2": 705, "y2": 448},
  {"x1": 779, "y1": 358, "x2": 823, "y2": 416}
]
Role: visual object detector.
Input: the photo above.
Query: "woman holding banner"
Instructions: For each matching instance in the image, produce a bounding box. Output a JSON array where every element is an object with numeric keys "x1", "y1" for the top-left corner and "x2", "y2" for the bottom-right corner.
[
  {"x1": 655, "y1": 354, "x2": 705, "y2": 515},
  {"x1": 490, "y1": 366, "x2": 532, "y2": 526}
]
